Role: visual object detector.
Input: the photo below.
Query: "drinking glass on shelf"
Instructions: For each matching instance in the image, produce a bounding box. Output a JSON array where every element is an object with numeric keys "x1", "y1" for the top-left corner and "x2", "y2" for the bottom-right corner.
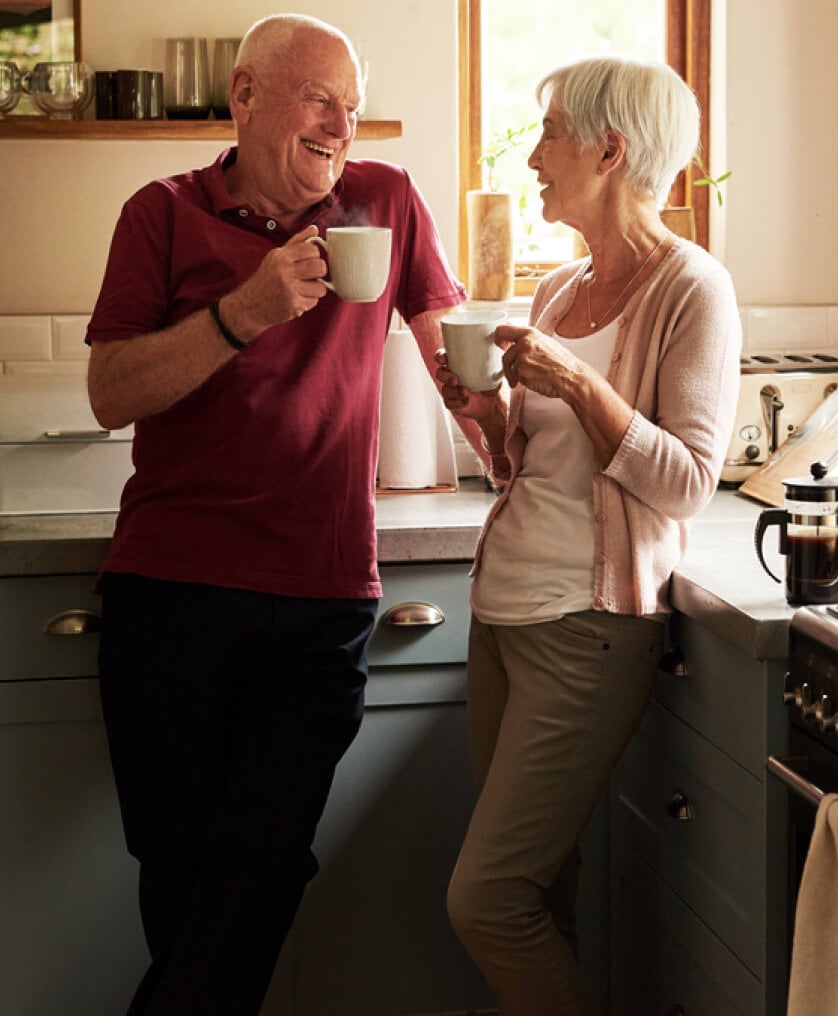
[
  {"x1": 211, "y1": 37, "x2": 240, "y2": 120},
  {"x1": 21, "y1": 61, "x2": 94, "y2": 120},
  {"x1": 0, "y1": 61, "x2": 21, "y2": 117},
  {"x1": 164, "y1": 37, "x2": 210, "y2": 120}
]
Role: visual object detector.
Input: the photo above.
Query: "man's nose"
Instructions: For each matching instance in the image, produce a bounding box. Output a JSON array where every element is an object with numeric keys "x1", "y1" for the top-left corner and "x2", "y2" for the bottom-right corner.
[{"x1": 325, "y1": 103, "x2": 355, "y2": 139}]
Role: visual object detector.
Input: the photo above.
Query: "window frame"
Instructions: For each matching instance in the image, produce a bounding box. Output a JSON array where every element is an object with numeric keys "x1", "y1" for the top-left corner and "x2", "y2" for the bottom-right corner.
[{"x1": 458, "y1": 0, "x2": 712, "y2": 290}]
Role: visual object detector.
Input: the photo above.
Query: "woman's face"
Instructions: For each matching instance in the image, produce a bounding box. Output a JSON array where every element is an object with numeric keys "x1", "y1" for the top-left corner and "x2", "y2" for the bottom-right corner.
[{"x1": 527, "y1": 103, "x2": 600, "y2": 227}]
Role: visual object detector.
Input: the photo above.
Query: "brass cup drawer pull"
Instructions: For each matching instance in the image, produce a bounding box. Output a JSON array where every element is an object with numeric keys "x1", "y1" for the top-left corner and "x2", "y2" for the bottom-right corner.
[
  {"x1": 659, "y1": 647, "x2": 688, "y2": 677},
  {"x1": 45, "y1": 609, "x2": 102, "y2": 636},
  {"x1": 666, "y1": 790, "x2": 694, "y2": 821},
  {"x1": 379, "y1": 602, "x2": 445, "y2": 628}
]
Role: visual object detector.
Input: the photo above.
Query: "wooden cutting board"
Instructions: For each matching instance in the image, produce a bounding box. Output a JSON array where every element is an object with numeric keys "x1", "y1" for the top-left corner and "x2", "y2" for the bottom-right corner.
[{"x1": 738, "y1": 388, "x2": 838, "y2": 506}]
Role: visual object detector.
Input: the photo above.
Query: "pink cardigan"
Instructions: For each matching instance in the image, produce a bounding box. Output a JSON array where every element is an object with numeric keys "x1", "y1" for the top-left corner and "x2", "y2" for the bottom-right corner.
[{"x1": 473, "y1": 240, "x2": 742, "y2": 616}]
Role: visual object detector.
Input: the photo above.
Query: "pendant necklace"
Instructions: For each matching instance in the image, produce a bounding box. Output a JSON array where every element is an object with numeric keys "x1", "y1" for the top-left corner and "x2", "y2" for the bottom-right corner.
[{"x1": 586, "y1": 233, "x2": 667, "y2": 329}]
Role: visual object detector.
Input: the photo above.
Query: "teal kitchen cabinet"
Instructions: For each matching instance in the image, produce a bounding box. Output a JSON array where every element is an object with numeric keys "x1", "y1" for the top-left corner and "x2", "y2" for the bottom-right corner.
[
  {"x1": 0, "y1": 574, "x2": 147, "y2": 1016},
  {"x1": 610, "y1": 612, "x2": 790, "y2": 1016}
]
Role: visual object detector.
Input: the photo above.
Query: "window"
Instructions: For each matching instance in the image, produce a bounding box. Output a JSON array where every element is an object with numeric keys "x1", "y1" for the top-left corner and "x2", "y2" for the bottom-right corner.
[{"x1": 458, "y1": 0, "x2": 712, "y2": 291}]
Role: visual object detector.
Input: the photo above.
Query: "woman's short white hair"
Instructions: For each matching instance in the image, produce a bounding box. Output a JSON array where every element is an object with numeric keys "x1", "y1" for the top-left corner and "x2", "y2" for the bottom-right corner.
[{"x1": 536, "y1": 56, "x2": 700, "y2": 205}]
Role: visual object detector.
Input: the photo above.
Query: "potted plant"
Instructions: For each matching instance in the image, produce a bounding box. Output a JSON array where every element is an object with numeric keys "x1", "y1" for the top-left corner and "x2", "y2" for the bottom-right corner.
[
  {"x1": 662, "y1": 155, "x2": 731, "y2": 241},
  {"x1": 467, "y1": 123, "x2": 536, "y2": 300}
]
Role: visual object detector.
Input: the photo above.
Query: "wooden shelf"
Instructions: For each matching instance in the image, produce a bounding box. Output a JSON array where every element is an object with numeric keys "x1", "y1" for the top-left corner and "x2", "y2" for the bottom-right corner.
[{"x1": 0, "y1": 117, "x2": 402, "y2": 142}]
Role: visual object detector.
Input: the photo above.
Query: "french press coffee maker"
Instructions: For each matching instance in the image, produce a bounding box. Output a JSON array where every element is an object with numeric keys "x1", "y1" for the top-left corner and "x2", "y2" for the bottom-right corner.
[{"x1": 755, "y1": 457, "x2": 838, "y2": 605}]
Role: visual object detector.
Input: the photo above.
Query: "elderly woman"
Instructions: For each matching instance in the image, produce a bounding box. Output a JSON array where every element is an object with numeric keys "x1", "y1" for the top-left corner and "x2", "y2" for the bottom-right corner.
[{"x1": 439, "y1": 56, "x2": 740, "y2": 1015}]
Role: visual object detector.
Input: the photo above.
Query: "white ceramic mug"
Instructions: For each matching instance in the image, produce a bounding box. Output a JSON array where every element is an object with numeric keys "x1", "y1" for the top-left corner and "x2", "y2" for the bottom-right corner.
[
  {"x1": 308, "y1": 226, "x2": 392, "y2": 302},
  {"x1": 441, "y1": 309, "x2": 507, "y2": 391}
]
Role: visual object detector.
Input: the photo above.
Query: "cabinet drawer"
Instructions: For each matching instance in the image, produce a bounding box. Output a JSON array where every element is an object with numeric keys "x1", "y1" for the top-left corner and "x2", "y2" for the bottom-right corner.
[
  {"x1": 657, "y1": 613, "x2": 786, "y2": 778},
  {"x1": 0, "y1": 575, "x2": 101, "y2": 682},
  {"x1": 367, "y1": 563, "x2": 472, "y2": 668},
  {"x1": 612, "y1": 698, "x2": 765, "y2": 976},
  {"x1": 611, "y1": 833, "x2": 762, "y2": 1016}
]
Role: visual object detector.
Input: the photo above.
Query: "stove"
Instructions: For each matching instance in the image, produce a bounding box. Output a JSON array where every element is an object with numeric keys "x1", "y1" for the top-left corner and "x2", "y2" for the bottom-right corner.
[
  {"x1": 770, "y1": 605, "x2": 838, "y2": 808},
  {"x1": 783, "y1": 604, "x2": 838, "y2": 750},
  {"x1": 766, "y1": 605, "x2": 838, "y2": 1004}
]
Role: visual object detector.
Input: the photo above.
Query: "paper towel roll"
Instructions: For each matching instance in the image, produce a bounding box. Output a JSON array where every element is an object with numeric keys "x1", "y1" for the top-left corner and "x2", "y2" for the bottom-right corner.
[{"x1": 378, "y1": 330, "x2": 457, "y2": 489}]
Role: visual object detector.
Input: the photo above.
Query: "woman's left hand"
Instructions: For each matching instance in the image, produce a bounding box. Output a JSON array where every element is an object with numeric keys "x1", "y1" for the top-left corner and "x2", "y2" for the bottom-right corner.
[{"x1": 496, "y1": 325, "x2": 586, "y2": 399}]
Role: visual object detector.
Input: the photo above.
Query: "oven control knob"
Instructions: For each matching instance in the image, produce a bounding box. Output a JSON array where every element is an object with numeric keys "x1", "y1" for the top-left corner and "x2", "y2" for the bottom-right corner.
[
  {"x1": 816, "y1": 693, "x2": 838, "y2": 734},
  {"x1": 744, "y1": 443, "x2": 760, "y2": 461},
  {"x1": 798, "y1": 682, "x2": 818, "y2": 719},
  {"x1": 783, "y1": 671, "x2": 800, "y2": 705}
]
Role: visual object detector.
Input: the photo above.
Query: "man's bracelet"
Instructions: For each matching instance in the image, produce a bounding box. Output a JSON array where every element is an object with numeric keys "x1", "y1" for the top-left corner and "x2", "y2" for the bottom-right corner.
[{"x1": 208, "y1": 300, "x2": 248, "y2": 351}]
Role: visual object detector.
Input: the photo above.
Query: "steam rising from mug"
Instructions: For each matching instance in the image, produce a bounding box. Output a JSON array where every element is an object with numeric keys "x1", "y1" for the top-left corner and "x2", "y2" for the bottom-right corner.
[{"x1": 308, "y1": 227, "x2": 392, "y2": 302}]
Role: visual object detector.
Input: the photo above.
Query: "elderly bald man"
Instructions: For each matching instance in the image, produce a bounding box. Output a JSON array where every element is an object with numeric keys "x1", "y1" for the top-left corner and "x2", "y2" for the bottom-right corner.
[{"x1": 86, "y1": 14, "x2": 470, "y2": 1015}]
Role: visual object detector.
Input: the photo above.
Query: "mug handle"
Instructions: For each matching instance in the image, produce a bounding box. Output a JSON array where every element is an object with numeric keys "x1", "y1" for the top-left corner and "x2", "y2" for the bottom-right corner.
[
  {"x1": 754, "y1": 508, "x2": 787, "y2": 584},
  {"x1": 306, "y1": 235, "x2": 336, "y2": 294}
]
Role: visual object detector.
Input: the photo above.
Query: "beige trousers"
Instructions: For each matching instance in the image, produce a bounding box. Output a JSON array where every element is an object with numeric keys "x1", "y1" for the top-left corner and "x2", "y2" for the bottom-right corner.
[{"x1": 447, "y1": 610, "x2": 664, "y2": 1016}]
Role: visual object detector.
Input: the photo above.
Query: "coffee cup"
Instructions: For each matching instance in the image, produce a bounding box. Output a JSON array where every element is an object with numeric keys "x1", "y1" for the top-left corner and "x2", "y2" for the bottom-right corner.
[
  {"x1": 308, "y1": 227, "x2": 392, "y2": 302},
  {"x1": 441, "y1": 309, "x2": 507, "y2": 392}
]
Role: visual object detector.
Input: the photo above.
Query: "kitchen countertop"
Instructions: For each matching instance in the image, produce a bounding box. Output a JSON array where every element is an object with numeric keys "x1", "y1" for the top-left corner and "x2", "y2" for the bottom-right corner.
[{"x1": 0, "y1": 480, "x2": 794, "y2": 661}]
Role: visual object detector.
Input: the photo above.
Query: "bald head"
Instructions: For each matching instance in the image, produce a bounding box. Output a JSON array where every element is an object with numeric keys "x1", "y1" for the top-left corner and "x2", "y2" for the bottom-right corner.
[{"x1": 237, "y1": 14, "x2": 360, "y2": 86}]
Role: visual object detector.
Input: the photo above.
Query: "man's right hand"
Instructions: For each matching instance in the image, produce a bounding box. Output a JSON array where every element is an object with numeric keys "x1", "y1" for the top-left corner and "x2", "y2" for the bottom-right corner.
[{"x1": 220, "y1": 225, "x2": 329, "y2": 341}]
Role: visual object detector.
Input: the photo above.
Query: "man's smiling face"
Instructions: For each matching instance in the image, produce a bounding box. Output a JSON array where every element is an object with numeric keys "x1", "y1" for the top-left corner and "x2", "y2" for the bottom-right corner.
[{"x1": 245, "y1": 29, "x2": 362, "y2": 216}]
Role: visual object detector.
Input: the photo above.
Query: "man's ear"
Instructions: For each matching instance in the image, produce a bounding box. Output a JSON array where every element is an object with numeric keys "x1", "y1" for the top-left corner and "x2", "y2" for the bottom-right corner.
[{"x1": 229, "y1": 67, "x2": 256, "y2": 122}]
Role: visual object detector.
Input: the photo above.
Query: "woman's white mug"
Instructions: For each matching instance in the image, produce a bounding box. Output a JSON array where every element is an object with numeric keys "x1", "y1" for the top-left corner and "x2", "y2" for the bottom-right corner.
[
  {"x1": 308, "y1": 226, "x2": 392, "y2": 302},
  {"x1": 441, "y1": 309, "x2": 507, "y2": 391}
]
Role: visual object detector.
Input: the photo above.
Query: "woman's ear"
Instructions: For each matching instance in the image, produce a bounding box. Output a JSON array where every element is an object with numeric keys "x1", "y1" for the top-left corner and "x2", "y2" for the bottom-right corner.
[{"x1": 598, "y1": 129, "x2": 627, "y2": 174}]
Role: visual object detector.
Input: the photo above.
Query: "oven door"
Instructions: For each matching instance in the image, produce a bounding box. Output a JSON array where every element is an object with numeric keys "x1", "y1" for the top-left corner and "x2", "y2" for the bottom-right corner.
[{"x1": 767, "y1": 723, "x2": 838, "y2": 982}]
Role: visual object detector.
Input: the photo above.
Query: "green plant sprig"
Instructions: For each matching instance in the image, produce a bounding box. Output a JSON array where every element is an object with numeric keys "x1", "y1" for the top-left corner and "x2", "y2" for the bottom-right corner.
[
  {"x1": 692, "y1": 154, "x2": 732, "y2": 207},
  {"x1": 478, "y1": 122, "x2": 538, "y2": 192}
]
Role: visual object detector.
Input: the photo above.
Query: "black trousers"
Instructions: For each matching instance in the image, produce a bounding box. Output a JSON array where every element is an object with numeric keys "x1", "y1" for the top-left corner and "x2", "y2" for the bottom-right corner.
[{"x1": 98, "y1": 573, "x2": 378, "y2": 1016}]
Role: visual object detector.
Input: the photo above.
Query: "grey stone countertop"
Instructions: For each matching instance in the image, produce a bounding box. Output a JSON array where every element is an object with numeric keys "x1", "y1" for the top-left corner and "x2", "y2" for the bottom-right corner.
[{"x1": 0, "y1": 480, "x2": 794, "y2": 661}]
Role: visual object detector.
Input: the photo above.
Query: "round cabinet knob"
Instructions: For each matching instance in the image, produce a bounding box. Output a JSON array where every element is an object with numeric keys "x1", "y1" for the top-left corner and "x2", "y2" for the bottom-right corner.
[
  {"x1": 379, "y1": 601, "x2": 445, "y2": 628},
  {"x1": 666, "y1": 790, "x2": 694, "y2": 821},
  {"x1": 45, "y1": 608, "x2": 101, "y2": 636}
]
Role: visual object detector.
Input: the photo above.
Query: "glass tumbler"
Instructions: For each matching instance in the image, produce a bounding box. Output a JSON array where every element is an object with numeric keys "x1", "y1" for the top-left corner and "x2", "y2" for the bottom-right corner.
[
  {"x1": 0, "y1": 61, "x2": 21, "y2": 117},
  {"x1": 22, "y1": 61, "x2": 94, "y2": 119},
  {"x1": 211, "y1": 37, "x2": 240, "y2": 120},
  {"x1": 164, "y1": 37, "x2": 210, "y2": 120}
]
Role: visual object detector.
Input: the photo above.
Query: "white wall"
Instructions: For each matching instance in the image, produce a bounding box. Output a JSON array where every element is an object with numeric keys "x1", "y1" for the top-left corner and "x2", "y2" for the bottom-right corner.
[
  {"x1": 722, "y1": 0, "x2": 838, "y2": 304},
  {"x1": 0, "y1": 0, "x2": 836, "y2": 314}
]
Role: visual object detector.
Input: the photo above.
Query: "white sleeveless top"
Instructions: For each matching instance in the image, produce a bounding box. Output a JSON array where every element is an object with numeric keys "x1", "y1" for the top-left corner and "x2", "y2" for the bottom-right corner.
[{"x1": 471, "y1": 320, "x2": 619, "y2": 625}]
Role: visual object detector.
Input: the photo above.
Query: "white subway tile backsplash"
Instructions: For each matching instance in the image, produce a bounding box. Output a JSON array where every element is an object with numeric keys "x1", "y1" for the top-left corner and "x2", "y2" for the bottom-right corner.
[
  {"x1": 740, "y1": 306, "x2": 833, "y2": 352},
  {"x1": 52, "y1": 315, "x2": 91, "y2": 361},
  {"x1": 0, "y1": 316, "x2": 52, "y2": 362},
  {"x1": 0, "y1": 307, "x2": 837, "y2": 374},
  {"x1": 830, "y1": 307, "x2": 838, "y2": 347},
  {"x1": 5, "y1": 361, "x2": 88, "y2": 375}
]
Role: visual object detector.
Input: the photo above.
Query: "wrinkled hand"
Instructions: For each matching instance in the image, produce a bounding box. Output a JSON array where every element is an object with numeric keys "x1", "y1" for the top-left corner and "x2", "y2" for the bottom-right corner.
[
  {"x1": 224, "y1": 225, "x2": 328, "y2": 333},
  {"x1": 497, "y1": 324, "x2": 586, "y2": 398},
  {"x1": 434, "y1": 349, "x2": 502, "y2": 419}
]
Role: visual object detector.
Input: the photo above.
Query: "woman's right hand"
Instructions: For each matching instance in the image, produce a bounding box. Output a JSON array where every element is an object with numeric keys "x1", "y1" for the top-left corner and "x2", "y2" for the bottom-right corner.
[{"x1": 434, "y1": 350, "x2": 502, "y2": 419}]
